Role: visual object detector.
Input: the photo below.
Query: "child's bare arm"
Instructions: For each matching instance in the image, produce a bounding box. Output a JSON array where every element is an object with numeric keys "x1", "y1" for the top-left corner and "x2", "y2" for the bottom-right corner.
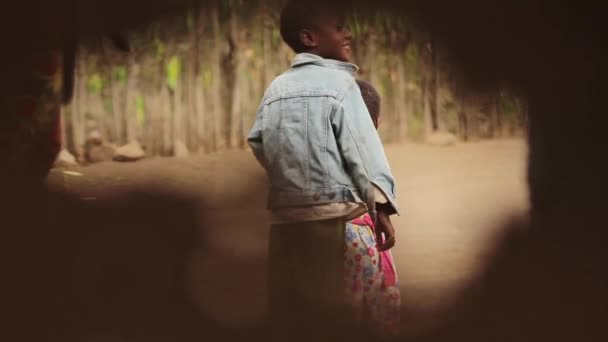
[{"x1": 376, "y1": 204, "x2": 396, "y2": 251}]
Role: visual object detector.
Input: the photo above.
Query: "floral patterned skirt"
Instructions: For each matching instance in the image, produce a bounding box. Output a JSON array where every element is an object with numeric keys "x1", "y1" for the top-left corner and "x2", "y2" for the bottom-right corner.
[{"x1": 345, "y1": 214, "x2": 401, "y2": 337}]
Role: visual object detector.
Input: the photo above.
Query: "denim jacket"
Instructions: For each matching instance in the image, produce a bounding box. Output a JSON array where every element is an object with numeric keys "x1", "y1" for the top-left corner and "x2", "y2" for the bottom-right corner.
[{"x1": 247, "y1": 53, "x2": 399, "y2": 217}]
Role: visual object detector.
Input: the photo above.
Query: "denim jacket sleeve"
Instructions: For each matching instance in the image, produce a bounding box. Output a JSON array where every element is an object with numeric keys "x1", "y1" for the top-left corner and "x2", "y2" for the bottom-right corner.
[
  {"x1": 247, "y1": 102, "x2": 268, "y2": 172},
  {"x1": 331, "y1": 83, "x2": 399, "y2": 216}
]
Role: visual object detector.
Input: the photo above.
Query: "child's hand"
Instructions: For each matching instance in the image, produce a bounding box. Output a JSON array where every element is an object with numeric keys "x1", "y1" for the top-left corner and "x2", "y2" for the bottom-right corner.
[{"x1": 376, "y1": 210, "x2": 396, "y2": 251}]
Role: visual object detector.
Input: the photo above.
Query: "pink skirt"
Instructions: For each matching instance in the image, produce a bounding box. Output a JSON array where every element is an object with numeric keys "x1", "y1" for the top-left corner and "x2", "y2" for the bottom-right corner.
[{"x1": 344, "y1": 213, "x2": 401, "y2": 337}]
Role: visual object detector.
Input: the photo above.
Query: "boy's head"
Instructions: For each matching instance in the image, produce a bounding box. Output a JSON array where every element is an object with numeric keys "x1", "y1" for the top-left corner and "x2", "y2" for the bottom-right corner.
[
  {"x1": 279, "y1": 0, "x2": 353, "y2": 62},
  {"x1": 356, "y1": 80, "x2": 381, "y2": 128}
]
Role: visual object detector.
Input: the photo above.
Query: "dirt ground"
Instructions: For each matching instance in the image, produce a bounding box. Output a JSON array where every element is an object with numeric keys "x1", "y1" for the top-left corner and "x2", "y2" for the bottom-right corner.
[{"x1": 47, "y1": 138, "x2": 529, "y2": 337}]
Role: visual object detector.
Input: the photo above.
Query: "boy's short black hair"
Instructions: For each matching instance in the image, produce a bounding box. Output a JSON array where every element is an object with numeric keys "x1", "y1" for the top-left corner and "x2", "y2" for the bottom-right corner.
[
  {"x1": 356, "y1": 79, "x2": 381, "y2": 124},
  {"x1": 279, "y1": 0, "x2": 337, "y2": 53}
]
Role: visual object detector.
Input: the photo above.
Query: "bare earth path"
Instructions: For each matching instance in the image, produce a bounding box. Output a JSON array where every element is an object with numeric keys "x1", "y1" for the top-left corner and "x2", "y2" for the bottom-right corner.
[{"x1": 48, "y1": 139, "x2": 528, "y2": 336}]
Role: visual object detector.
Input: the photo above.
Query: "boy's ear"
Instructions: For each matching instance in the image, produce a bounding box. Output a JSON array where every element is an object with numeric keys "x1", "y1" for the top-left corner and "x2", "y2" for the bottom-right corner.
[{"x1": 299, "y1": 29, "x2": 318, "y2": 49}]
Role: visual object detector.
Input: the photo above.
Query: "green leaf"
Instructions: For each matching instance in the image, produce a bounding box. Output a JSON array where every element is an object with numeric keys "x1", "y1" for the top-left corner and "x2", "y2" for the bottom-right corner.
[
  {"x1": 87, "y1": 73, "x2": 104, "y2": 93},
  {"x1": 202, "y1": 68, "x2": 213, "y2": 88},
  {"x1": 114, "y1": 66, "x2": 127, "y2": 82},
  {"x1": 271, "y1": 28, "x2": 281, "y2": 48},
  {"x1": 166, "y1": 55, "x2": 182, "y2": 91}
]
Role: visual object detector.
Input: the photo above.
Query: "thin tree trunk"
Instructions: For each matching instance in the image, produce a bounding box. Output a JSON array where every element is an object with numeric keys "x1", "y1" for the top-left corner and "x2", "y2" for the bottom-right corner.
[
  {"x1": 151, "y1": 71, "x2": 164, "y2": 156},
  {"x1": 72, "y1": 50, "x2": 87, "y2": 159},
  {"x1": 210, "y1": 5, "x2": 224, "y2": 151},
  {"x1": 110, "y1": 70, "x2": 124, "y2": 144},
  {"x1": 172, "y1": 66, "x2": 184, "y2": 151},
  {"x1": 395, "y1": 56, "x2": 408, "y2": 141},
  {"x1": 90, "y1": 92, "x2": 105, "y2": 138},
  {"x1": 101, "y1": 88, "x2": 114, "y2": 141},
  {"x1": 458, "y1": 92, "x2": 469, "y2": 141},
  {"x1": 186, "y1": 56, "x2": 197, "y2": 151},
  {"x1": 262, "y1": 9, "x2": 274, "y2": 87},
  {"x1": 160, "y1": 79, "x2": 172, "y2": 155},
  {"x1": 423, "y1": 83, "x2": 433, "y2": 138},
  {"x1": 228, "y1": 13, "x2": 248, "y2": 148},
  {"x1": 520, "y1": 96, "x2": 529, "y2": 136},
  {"x1": 368, "y1": 31, "x2": 380, "y2": 90},
  {"x1": 429, "y1": 37, "x2": 440, "y2": 132},
  {"x1": 194, "y1": 6, "x2": 207, "y2": 153},
  {"x1": 244, "y1": 64, "x2": 263, "y2": 148},
  {"x1": 60, "y1": 105, "x2": 67, "y2": 150},
  {"x1": 125, "y1": 56, "x2": 140, "y2": 143},
  {"x1": 239, "y1": 72, "x2": 252, "y2": 148},
  {"x1": 491, "y1": 92, "x2": 502, "y2": 137},
  {"x1": 422, "y1": 53, "x2": 433, "y2": 138}
]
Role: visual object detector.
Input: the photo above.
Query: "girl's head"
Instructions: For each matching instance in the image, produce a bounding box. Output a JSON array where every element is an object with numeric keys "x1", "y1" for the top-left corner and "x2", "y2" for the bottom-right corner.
[
  {"x1": 279, "y1": 0, "x2": 353, "y2": 62},
  {"x1": 356, "y1": 79, "x2": 381, "y2": 128}
]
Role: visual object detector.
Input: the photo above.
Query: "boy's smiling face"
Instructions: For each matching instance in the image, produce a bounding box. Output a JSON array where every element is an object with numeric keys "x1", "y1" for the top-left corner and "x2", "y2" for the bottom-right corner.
[{"x1": 300, "y1": 11, "x2": 353, "y2": 62}]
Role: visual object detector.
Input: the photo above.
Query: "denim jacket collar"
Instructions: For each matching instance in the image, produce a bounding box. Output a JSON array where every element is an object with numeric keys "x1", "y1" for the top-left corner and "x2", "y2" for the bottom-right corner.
[{"x1": 291, "y1": 53, "x2": 359, "y2": 74}]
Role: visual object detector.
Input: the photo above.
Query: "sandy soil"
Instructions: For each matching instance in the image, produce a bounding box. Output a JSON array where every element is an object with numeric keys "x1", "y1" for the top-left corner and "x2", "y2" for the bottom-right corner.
[{"x1": 47, "y1": 138, "x2": 529, "y2": 336}]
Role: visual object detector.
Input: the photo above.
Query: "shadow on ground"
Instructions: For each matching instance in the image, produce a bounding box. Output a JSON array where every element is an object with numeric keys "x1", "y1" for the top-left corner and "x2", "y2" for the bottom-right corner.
[{"x1": 2, "y1": 180, "x2": 607, "y2": 342}]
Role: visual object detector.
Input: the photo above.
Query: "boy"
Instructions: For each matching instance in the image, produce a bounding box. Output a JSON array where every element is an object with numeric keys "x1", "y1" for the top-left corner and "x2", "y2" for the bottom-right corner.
[{"x1": 247, "y1": 0, "x2": 399, "y2": 337}]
